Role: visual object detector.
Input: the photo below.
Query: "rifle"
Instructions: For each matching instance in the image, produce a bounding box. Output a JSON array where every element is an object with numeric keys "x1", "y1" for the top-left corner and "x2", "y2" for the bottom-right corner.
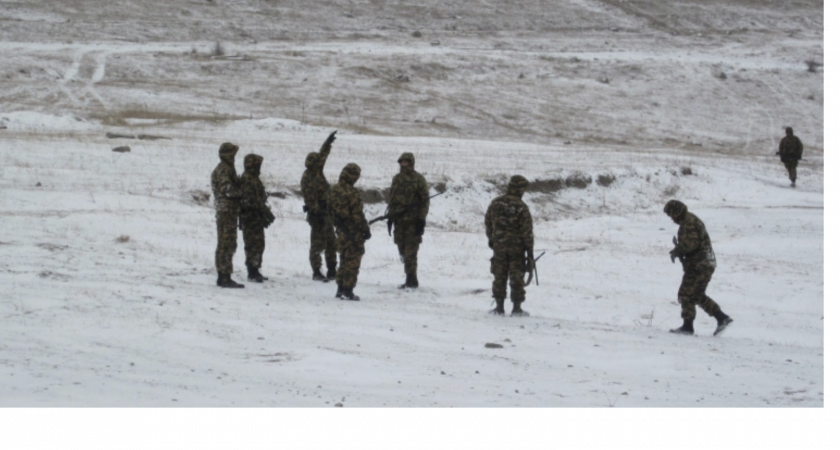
[
  {"x1": 670, "y1": 236, "x2": 683, "y2": 264},
  {"x1": 369, "y1": 192, "x2": 443, "y2": 235},
  {"x1": 524, "y1": 251, "x2": 546, "y2": 287}
]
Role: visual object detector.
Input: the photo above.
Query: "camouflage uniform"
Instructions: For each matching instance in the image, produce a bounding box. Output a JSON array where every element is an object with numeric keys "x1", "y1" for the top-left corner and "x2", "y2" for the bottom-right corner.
[
  {"x1": 388, "y1": 152, "x2": 430, "y2": 288},
  {"x1": 330, "y1": 163, "x2": 371, "y2": 300},
  {"x1": 240, "y1": 153, "x2": 273, "y2": 282},
  {"x1": 211, "y1": 142, "x2": 243, "y2": 287},
  {"x1": 301, "y1": 132, "x2": 338, "y2": 280},
  {"x1": 485, "y1": 175, "x2": 534, "y2": 316},
  {"x1": 778, "y1": 127, "x2": 804, "y2": 186},
  {"x1": 664, "y1": 200, "x2": 732, "y2": 335}
]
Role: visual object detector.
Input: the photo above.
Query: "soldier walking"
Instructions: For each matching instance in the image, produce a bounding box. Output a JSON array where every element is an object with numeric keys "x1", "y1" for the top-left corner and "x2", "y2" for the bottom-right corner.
[
  {"x1": 664, "y1": 200, "x2": 733, "y2": 336},
  {"x1": 484, "y1": 175, "x2": 534, "y2": 316},
  {"x1": 301, "y1": 131, "x2": 338, "y2": 282},
  {"x1": 239, "y1": 153, "x2": 275, "y2": 283},
  {"x1": 777, "y1": 127, "x2": 804, "y2": 187},
  {"x1": 387, "y1": 152, "x2": 430, "y2": 289},
  {"x1": 211, "y1": 142, "x2": 245, "y2": 288},
  {"x1": 331, "y1": 163, "x2": 371, "y2": 301}
]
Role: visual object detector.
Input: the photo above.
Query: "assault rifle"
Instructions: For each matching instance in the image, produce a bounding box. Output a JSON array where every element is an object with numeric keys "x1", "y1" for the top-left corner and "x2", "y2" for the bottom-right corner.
[
  {"x1": 524, "y1": 251, "x2": 546, "y2": 287},
  {"x1": 369, "y1": 192, "x2": 443, "y2": 235}
]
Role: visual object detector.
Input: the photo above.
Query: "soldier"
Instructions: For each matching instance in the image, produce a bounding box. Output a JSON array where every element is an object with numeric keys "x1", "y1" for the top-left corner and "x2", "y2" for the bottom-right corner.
[
  {"x1": 330, "y1": 163, "x2": 371, "y2": 301},
  {"x1": 484, "y1": 175, "x2": 534, "y2": 316},
  {"x1": 777, "y1": 127, "x2": 804, "y2": 187},
  {"x1": 664, "y1": 200, "x2": 733, "y2": 336},
  {"x1": 239, "y1": 153, "x2": 275, "y2": 283},
  {"x1": 301, "y1": 131, "x2": 338, "y2": 282},
  {"x1": 387, "y1": 152, "x2": 429, "y2": 289},
  {"x1": 211, "y1": 142, "x2": 244, "y2": 288}
]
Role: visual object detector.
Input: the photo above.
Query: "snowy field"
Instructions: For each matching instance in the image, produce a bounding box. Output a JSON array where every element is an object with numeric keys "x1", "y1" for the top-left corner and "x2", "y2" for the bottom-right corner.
[{"x1": 0, "y1": 0, "x2": 830, "y2": 448}]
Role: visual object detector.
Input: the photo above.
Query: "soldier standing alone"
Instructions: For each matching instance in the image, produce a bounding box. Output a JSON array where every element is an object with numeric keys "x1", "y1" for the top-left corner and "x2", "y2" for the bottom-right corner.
[
  {"x1": 485, "y1": 175, "x2": 534, "y2": 316},
  {"x1": 301, "y1": 131, "x2": 338, "y2": 281},
  {"x1": 331, "y1": 163, "x2": 371, "y2": 301},
  {"x1": 239, "y1": 153, "x2": 275, "y2": 283},
  {"x1": 777, "y1": 127, "x2": 804, "y2": 187},
  {"x1": 664, "y1": 200, "x2": 733, "y2": 336},
  {"x1": 387, "y1": 152, "x2": 430, "y2": 289},
  {"x1": 211, "y1": 142, "x2": 245, "y2": 288}
]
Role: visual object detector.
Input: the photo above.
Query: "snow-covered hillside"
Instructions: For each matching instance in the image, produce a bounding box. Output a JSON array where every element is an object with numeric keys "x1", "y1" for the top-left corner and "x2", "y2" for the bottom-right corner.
[{"x1": 0, "y1": 0, "x2": 828, "y2": 448}]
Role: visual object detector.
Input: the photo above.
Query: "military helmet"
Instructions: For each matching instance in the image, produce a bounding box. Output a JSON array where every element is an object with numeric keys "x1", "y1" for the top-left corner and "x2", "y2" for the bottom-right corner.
[
  {"x1": 219, "y1": 142, "x2": 239, "y2": 157},
  {"x1": 663, "y1": 199, "x2": 688, "y2": 219},
  {"x1": 244, "y1": 153, "x2": 263, "y2": 169}
]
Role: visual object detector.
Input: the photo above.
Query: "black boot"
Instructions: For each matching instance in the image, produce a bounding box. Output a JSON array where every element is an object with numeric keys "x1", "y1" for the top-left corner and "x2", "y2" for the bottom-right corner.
[
  {"x1": 218, "y1": 273, "x2": 244, "y2": 289},
  {"x1": 398, "y1": 274, "x2": 411, "y2": 289},
  {"x1": 342, "y1": 287, "x2": 360, "y2": 301},
  {"x1": 489, "y1": 298, "x2": 505, "y2": 316},
  {"x1": 254, "y1": 268, "x2": 267, "y2": 281},
  {"x1": 247, "y1": 266, "x2": 263, "y2": 283},
  {"x1": 511, "y1": 302, "x2": 529, "y2": 317},
  {"x1": 325, "y1": 264, "x2": 336, "y2": 281},
  {"x1": 335, "y1": 284, "x2": 344, "y2": 299},
  {"x1": 409, "y1": 274, "x2": 419, "y2": 289},
  {"x1": 670, "y1": 319, "x2": 694, "y2": 335},
  {"x1": 713, "y1": 312, "x2": 733, "y2": 336},
  {"x1": 312, "y1": 268, "x2": 328, "y2": 282}
]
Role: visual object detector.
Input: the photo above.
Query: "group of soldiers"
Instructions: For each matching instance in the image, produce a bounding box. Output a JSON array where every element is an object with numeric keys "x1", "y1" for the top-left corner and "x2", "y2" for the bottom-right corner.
[{"x1": 209, "y1": 128, "x2": 805, "y2": 333}]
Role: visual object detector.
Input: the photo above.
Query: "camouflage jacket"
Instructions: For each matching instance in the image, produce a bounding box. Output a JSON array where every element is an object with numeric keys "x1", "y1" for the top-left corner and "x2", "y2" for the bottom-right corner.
[
  {"x1": 331, "y1": 172, "x2": 369, "y2": 245},
  {"x1": 674, "y1": 212, "x2": 716, "y2": 269},
  {"x1": 211, "y1": 159, "x2": 241, "y2": 214},
  {"x1": 300, "y1": 142, "x2": 332, "y2": 216},
  {"x1": 388, "y1": 169, "x2": 429, "y2": 223},
  {"x1": 239, "y1": 171, "x2": 268, "y2": 215},
  {"x1": 484, "y1": 194, "x2": 534, "y2": 251},
  {"x1": 778, "y1": 135, "x2": 803, "y2": 162}
]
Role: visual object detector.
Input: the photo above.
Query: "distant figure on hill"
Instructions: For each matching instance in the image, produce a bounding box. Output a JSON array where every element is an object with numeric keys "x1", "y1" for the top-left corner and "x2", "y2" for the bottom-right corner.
[
  {"x1": 211, "y1": 142, "x2": 245, "y2": 288},
  {"x1": 664, "y1": 200, "x2": 733, "y2": 336},
  {"x1": 777, "y1": 127, "x2": 804, "y2": 187},
  {"x1": 331, "y1": 163, "x2": 371, "y2": 301}
]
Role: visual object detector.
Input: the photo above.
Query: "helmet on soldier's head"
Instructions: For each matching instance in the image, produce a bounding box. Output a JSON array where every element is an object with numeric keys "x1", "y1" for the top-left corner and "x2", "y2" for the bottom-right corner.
[
  {"x1": 507, "y1": 175, "x2": 529, "y2": 197},
  {"x1": 397, "y1": 152, "x2": 415, "y2": 168},
  {"x1": 340, "y1": 163, "x2": 361, "y2": 185},
  {"x1": 785, "y1": 126, "x2": 793, "y2": 135},
  {"x1": 244, "y1": 154, "x2": 263, "y2": 170},
  {"x1": 663, "y1": 199, "x2": 688, "y2": 219}
]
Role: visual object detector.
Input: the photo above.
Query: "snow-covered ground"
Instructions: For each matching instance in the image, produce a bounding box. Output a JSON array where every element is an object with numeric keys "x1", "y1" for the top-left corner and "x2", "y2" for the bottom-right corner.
[
  {"x1": 0, "y1": 0, "x2": 830, "y2": 448},
  {"x1": 0, "y1": 117, "x2": 824, "y2": 406}
]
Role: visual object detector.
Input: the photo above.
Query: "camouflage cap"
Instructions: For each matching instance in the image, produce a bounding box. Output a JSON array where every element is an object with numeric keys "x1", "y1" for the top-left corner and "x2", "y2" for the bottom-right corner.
[
  {"x1": 244, "y1": 153, "x2": 264, "y2": 169},
  {"x1": 663, "y1": 199, "x2": 688, "y2": 219},
  {"x1": 219, "y1": 142, "x2": 239, "y2": 157},
  {"x1": 305, "y1": 152, "x2": 320, "y2": 169}
]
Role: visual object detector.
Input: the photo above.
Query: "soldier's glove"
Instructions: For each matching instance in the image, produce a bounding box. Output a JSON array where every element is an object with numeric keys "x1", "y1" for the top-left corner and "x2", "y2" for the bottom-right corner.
[
  {"x1": 324, "y1": 130, "x2": 337, "y2": 147},
  {"x1": 416, "y1": 219, "x2": 425, "y2": 236},
  {"x1": 261, "y1": 208, "x2": 276, "y2": 228},
  {"x1": 387, "y1": 217, "x2": 394, "y2": 237},
  {"x1": 363, "y1": 230, "x2": 372, "y2": 241},
  {"x1": 303, "y1": 204, "x2": 309, "y2": 213},
  {"x1": 488, "y1": 240, "x2": 494, "y2": 249}
]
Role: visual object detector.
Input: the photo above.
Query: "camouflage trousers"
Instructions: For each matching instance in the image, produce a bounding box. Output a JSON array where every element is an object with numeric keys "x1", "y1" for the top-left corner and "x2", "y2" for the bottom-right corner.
[
  {"x1": 308, "y1": 214, "x2": 337, "y2": 271},
  {"x1": 783, "y1": 159, "x2": 798, "y2": 182},
  {"x1": 336, "y1": 235, "x2": 365, "y2": 289},
  {"x1": 678, "y1": 264, "x2": 721, "y2": 322},
  {"x1": 215, "y1": 211, "x2": 238, "y2": 275},
  {"x1": 491, "y1": 248, "x2": 526, "y2": 304},
  {"x1": 241, "y1": 212, "x2": 265, "y2": 269},
  {"x1": 393, "y1": 221, "x2": 422, "y2": 276}
]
